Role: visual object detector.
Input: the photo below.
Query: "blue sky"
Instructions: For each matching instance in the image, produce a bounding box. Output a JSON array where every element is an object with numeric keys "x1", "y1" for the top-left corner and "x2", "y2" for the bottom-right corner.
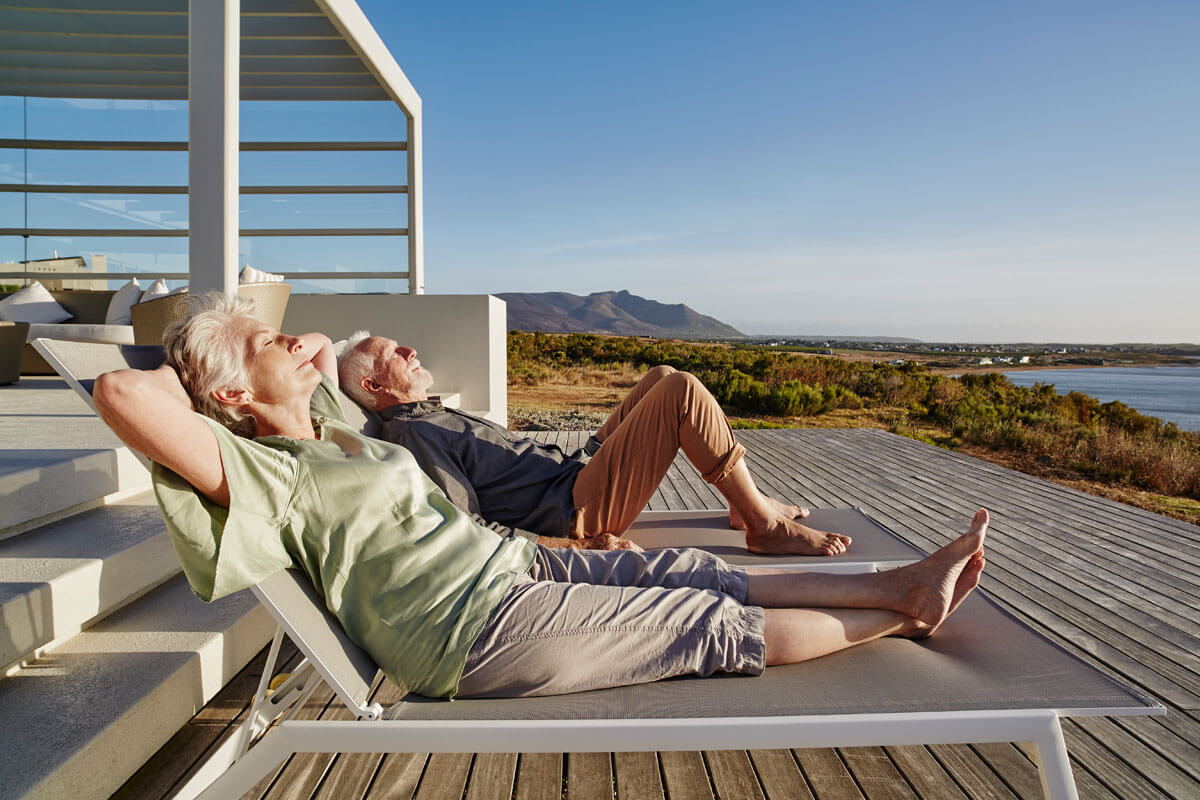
[
  {"x1": 3, "y1": 1, "x2": 1197, "y2": 342},
  {"x1": 360, "y1": 0, "x2": 1199, "y2": 342}
]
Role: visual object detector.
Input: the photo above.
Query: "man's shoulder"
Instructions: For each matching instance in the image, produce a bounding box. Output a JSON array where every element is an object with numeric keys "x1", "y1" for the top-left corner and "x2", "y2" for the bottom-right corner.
[{"x1": 379, "y1": 402, "x2": 486, "y2": 439}]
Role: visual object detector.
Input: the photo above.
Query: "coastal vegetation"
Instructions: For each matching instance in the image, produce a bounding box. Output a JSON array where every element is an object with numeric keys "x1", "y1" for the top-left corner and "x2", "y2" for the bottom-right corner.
[{"x1": 508, "y1": 331, "x2": 1200, "y2": 524}]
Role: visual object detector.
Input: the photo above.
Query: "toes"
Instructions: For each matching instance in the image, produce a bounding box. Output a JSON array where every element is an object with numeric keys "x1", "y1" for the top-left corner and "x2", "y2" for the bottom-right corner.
[
  {"x1": 796, "y1": 507, "x2": 811, "y2": 519},
  {"x1": 824, "y1": 535, "x2": 848, "y2": 555}
]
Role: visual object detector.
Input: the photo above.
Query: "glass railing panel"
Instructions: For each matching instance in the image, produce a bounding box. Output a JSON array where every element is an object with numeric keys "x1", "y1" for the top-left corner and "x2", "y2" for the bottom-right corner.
[
  {"x1": 24, "y1": 192, "x2": 188, "y2": 231},
  {"x1": 239, "y1": 149, "x2": 406, "y2": 187},
  {"x1": 240, "y1": 100, "x2": 405, "y2": 142},
  {"x1": 22, "y1": 97, "x2": 187, "y2": 142},
  {"x1": 238, "y1": 233, "x2": 407, "y2": 285},
  {"x1": 22, "y1": 148, "x2": 188, "y2": 187},
  {"x1": 236, "y1": 192, "x2": 406, "y2": 230}
]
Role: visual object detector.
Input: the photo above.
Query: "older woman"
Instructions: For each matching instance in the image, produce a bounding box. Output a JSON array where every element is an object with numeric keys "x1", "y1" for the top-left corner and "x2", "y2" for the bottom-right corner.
[{"x1": 94, "y1": 293, "x2": 987, "y2": 699}]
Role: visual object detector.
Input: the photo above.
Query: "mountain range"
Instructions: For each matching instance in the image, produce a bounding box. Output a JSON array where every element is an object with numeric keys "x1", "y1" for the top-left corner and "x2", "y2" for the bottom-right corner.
[{"x1": 498, "y1": 290, "x2": 744, "y2": 338}]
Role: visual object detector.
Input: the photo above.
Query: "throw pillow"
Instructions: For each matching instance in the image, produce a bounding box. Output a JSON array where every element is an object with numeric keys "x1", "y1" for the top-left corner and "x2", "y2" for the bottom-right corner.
[
  {"x1": 240, "y1": 265, "x2": 285, "y2": 283},
  {"x1": 139, "y1": 278, "x2": 171, "y2": 302},
  {"x1": 0, "y1": 282, "x2": 73, "y2": 324},
  {"x1": 104, "y1": 278, "x2": 142, "y2": 325}
]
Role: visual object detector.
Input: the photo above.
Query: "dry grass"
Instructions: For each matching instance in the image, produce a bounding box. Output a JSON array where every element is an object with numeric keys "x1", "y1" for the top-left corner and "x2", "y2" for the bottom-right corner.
[
  {"x1": 509, "y1": 368, "x2": 1200, "y2": 526},
  {"x1": 508, "y1": 362, "x2": 644, "y2": 412}
]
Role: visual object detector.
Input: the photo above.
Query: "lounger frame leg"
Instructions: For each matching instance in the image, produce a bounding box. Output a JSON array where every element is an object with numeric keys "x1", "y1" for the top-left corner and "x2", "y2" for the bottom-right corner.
[
  {"x1": 1020, "y1": 716, "x2": 1079, "y2": 800},
  {"x1": 170, "y1": 626, "x2": 321, "y2": 800}
]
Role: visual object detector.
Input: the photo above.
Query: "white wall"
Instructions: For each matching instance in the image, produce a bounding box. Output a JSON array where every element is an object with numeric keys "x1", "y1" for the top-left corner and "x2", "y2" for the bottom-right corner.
[{"x1": 283, "y1": 294, "x2": 507, "y2": 423}]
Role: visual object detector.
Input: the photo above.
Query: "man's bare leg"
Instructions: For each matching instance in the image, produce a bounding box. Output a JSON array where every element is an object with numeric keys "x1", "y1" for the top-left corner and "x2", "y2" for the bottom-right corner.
[
  {"x1": 728, "y1": 498, "x2": 809, "y2": 530},
  {"x1": 748, "y1": 510, "x2": 987, "y2": 625},
  {"x1": 760, "y1": 511, "x2": 987, "y2": 663},
  {"x1": 716, "y1": 459, "x2": 852, "y2": 555},
  {"x1": 593, "y1": 365, "x2": 677, "y2": 445}
]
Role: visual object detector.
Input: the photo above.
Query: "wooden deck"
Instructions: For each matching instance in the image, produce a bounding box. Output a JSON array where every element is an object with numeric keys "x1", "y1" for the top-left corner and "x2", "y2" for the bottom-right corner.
[{"x1": 114, "y1": 428, "x2": 1200, "y2": 800}]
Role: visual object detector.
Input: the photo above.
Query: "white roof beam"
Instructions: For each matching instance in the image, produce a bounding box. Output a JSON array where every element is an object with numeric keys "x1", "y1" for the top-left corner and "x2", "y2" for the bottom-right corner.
[{"x1": 188, "y1": 0, "x2": 240, "y2": 296}]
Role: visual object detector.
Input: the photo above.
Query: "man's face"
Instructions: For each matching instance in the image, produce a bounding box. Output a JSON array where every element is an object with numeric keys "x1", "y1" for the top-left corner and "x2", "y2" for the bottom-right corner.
[{"x1": 360, "y1": 336, "x2": 434, "y2": 403}]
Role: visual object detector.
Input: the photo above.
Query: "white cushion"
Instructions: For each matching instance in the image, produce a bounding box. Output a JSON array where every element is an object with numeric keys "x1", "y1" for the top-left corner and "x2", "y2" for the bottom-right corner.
[
  {"x1": 0, "y1": 282, "x2": 72, "y2": 324},
  {"x1": 241, "y1": 265, "x2": 285, "y2": 283},
  {"x1": 104, "y1": 278, "x2": 142, "y2": 325},
  {"x1": 139, "y1": 278, "x2": 171, "y2": 302},
  {"x1": 27, "y1": 323, "x2": 135, "y2": 345}
]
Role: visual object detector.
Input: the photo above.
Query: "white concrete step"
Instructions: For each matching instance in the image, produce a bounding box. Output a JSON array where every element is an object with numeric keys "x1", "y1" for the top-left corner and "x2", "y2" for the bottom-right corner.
[
  {"x1": 0, "y1": 447, "x2": 150, "y2": 539},
  {"x1": 1, "y1": 378, "x2": 150, "y2": 538},
  {"x1": 0, "y1": 489, "x2": 179, "y2": 673},
  {"x1": 0, "y1": 574, "x2": 274, "y2": 800}
]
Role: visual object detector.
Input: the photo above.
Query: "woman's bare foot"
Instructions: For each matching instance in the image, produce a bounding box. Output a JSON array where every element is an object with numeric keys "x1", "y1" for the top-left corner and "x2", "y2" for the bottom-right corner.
[
  {"x1": 901, "y1": 551, "x2": 985, "y2": 639},
  {"x1": 729, "y1": 497, "x2": 810, "y2": 530},
  {"x1": 888, "y1": 509, "x2": 989, "y2": 635},
  {"x1": 745, "y1": 516, "x2": 852, "y2": 556}
]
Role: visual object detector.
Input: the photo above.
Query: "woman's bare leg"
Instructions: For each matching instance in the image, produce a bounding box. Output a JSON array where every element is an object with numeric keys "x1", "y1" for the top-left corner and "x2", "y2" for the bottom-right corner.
[
  {"x1": 748, "y1": 510, "x2": 987, "y2": 625},
  {"x1": 716, "y1": 459, "x2": 853, "y2": 555},
  {"x1": 761, "y1": 513, "x2": 987, "y2": 664},
  {"x1": 763, "y1": 607, "x2": 914, "y2": 664}
]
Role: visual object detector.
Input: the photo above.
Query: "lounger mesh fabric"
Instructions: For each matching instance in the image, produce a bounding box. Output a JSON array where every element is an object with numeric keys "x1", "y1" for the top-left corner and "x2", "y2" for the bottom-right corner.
[
  {"x1": 387, "y1": 591, "x2": 1153, "y2": 720},
  {"x1": 626, "y1": 508, "x2": 924, "y2": 566}
]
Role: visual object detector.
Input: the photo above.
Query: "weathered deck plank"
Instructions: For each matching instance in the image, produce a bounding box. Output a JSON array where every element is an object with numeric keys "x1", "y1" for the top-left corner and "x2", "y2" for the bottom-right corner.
[
  {"x1": 114, "y1": 429, "x2": 1199, "y2": 800},
  {"x1": 660, "y1": 751, "x2": 714, "y2": 799},
  {"x1": 747, "y1": 750, "x2": 815, "y2": 800},
  {"x1": 566, "y1": 753, "x2": 614, "y2": 800}
]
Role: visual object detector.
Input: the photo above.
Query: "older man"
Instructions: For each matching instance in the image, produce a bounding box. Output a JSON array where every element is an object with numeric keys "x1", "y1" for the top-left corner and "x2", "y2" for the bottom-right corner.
[{"x1": 338, "y1": 333, "x2": 852, "y2": 554}]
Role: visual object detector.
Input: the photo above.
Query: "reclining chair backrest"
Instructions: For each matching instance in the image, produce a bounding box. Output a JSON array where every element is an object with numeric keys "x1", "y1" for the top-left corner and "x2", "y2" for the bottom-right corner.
[{"x1": 252, "y1": 570, "x2": 384, "y2": 717}]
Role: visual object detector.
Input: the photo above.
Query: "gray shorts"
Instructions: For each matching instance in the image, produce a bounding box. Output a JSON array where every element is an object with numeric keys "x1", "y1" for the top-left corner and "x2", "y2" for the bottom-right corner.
[{"x1": 456, "y1": 546, "x2": 766, "y2": 698}]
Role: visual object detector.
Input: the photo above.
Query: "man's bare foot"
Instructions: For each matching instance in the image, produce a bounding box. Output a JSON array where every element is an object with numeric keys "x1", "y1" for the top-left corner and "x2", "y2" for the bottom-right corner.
[
  {"x1": 745, "y1": 516, "x2": 852, "y2": 556},
  {"x1": 729, "y1": 498, "x2": 810, "y2": 530},
  {"x1": 889, "y1": 509, "x2": 988, "y2": 635}
]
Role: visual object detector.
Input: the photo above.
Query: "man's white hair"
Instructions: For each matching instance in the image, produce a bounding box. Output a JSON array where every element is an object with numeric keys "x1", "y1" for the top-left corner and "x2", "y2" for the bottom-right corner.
[
  {"x1": 162, "y1": 291, "x2": 259, "y2": 437},
  {"x1": 336, "y1": 329, "x2": 376, "y2": 410}
]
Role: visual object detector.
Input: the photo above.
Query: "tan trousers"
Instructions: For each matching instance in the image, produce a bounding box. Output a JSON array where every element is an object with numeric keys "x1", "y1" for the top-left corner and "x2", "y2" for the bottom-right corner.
[{"x1": 571, "y1": 366, "x2": 746, "y2": 536}]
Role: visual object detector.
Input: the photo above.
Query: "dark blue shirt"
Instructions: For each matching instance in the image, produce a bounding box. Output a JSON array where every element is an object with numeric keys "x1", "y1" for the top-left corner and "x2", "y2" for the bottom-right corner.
[{"x1": 377, "y1": 401, "x2": 597, "y2": 539}]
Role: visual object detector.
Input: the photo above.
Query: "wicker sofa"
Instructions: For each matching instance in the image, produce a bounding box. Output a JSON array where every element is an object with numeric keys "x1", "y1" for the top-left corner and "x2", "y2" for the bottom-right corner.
[
  {"x1": 2, "y1": 282, "x2": 291, "y2": 377},
  {"x1": 0, "y1": 288, "x2": 134, "y2": 376}
]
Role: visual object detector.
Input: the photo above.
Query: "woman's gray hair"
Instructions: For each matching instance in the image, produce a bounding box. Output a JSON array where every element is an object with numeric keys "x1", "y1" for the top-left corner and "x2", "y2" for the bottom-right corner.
[
  {"x1": 162, "y1": 291, "x2": 259, "y2": 437},
  {"x1": 336, "y1": 329, "x2": 375, "y2": 410}
]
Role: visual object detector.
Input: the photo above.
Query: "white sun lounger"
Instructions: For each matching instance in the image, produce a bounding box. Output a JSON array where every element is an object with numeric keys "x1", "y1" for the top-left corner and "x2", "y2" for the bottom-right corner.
[{"x1": 33, "y1": 339, "x2": 1165, "y2": 800}]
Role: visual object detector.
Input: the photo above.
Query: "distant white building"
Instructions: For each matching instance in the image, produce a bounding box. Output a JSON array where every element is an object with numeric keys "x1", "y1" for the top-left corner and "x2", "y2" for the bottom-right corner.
[
  {"x1": 977, "y1": 357, "x2": 993, "y2": 366},
  {"x1": 4, "y1": 255, "x2": 108, "y2": 290}
]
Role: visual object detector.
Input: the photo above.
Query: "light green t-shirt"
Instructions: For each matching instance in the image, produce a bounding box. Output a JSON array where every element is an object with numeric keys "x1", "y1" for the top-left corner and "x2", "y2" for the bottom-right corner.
[{"x1": 152, "y1": 375, "x2": 535, "y2": 698}]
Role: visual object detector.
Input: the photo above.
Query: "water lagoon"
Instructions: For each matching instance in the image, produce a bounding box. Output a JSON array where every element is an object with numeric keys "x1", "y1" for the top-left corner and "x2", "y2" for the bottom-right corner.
[{"x1": 1002, "y1": 365, "x2": 1200, "y2": 431}]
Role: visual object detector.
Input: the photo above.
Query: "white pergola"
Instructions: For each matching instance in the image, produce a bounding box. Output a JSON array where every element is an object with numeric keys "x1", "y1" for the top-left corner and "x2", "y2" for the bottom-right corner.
[{"x1": 0, "y1": 0, "x2": 423, "y2": 294}]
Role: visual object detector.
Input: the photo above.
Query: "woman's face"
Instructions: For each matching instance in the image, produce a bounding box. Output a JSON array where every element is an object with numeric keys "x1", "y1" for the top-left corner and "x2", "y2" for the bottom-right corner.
[{"x1": 231, "y1": 315, "x2": 323, "y2": 405}]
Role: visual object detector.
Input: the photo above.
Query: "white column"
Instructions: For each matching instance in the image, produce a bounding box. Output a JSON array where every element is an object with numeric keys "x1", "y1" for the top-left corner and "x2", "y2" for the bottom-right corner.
[
  {"x1": 188, "y1": 0, "x2": 240, "y2": 296},
  {"x1": 407, "y1": 113, "x2": 424, "y2": 294}
]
